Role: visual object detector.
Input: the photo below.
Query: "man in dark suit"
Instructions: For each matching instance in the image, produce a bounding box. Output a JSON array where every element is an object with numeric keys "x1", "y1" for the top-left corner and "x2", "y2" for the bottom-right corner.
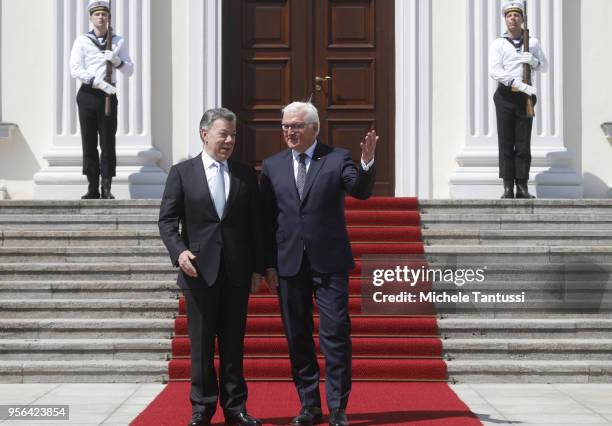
[
  {"x1": 261, "y1": 102, "x2": 377, "y2": 426},
  {"x1": 159, "y1": 108, "x2": 263, "y2": 426}
]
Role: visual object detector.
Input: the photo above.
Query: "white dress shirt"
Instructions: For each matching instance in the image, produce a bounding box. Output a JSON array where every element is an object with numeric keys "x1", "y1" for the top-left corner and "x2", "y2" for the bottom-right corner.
[
  {"x1": 202, "y1": 151, "x2": 230, "y2": 200},
  {"x1": 489, "y1": 32, "x2": 548, "y2": 87},
  {"x1": 70, "y1": 31, "x2": 134, "y2": 85},
  {"x1": 291, "y1": 141, "x2": 374, "y2": 182}
]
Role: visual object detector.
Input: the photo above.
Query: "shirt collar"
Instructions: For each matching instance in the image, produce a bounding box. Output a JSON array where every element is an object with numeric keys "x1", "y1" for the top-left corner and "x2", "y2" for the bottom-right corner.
[
  {"x1": 502, "y1": 31, "x2": 523, "y2": 40},
  {"x1": 292, "y1": 140, "x2": 318, "y2": 161},
  {"x1": 201, "y1": 150, "x2": 228, "y2": 170}
]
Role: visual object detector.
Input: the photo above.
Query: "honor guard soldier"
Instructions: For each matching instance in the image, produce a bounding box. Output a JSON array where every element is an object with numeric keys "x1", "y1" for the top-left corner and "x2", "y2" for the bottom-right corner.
[
  {"x1": 70, "y1": 0, "x2": 133, "y2": 199},
  {"x1": 489, "y1": 0, "x2": 548, "y2": 198}
]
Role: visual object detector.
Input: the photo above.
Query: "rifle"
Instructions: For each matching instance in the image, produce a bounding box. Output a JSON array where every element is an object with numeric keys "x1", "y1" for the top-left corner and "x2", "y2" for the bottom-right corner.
[
  {"x1": 104, "y1": 0, "x2": 113, "y2": 117},
  {"x1": 523, "y1": 0, "x2": 535, "y2": 117}
]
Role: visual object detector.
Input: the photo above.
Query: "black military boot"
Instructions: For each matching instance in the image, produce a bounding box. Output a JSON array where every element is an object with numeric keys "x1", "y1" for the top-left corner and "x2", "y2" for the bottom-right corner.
[
  {"x1": 515, "y1": 179, "x2": 535, "y2": 199},
  {"x1": 101, "y1": 177, "x2": 115, "y2": 199},
  {"x1": 81, "y1": 175, "x2": 100, "y2": 199},
  {"x1": 501, "y1": 179, "x2": 514, "y2": 199}
]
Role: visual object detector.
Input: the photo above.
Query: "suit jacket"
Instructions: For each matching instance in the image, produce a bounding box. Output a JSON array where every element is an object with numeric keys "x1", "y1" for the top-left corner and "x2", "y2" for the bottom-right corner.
[
  {"x1": 158, "y1": 154, "x2": 264, "y2": 290},
  {"x1": 261, "y1": 142, "x2": 376, "y2": 277}
]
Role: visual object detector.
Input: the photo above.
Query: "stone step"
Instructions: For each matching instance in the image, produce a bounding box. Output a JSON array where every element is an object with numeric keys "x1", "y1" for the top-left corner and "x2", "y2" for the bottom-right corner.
[
  {"x1": 0, "y1": 200, "x2": 161, "y2": 215},
  {"x1": 419, "y1": 199, "x2": 612, "y2": 215},
  {"x1": 442, "y1": 339, "x2": 612, "y2": 360},
  {"x1": 0, "y1": 299, "x2": 178, "y2": 319},
  {"x1": 420, "y1": 213, "x2": 612, "y2": 230},
  {"x1": 0, "y1": 319, "x2": 174, "y2": 339},
  {"x1": 423, "y1": 229, "x2": 612, "y2": 246},
  {"x1": 0, "y1": 263, "x2": 177, "y2": 281},
  {"x1": 446, "y1": 360, "x2": 612, "y2": 383},
  {"x1": 4, "y1": 212, "x2": 612, "y2": 231},
  {"x1": 0, "y1": 228, "x2": 420, "y2": 247},
  {"x1": 438, "y1": 318, "x2": 612, "y2": 338},
  {"x1": 3, "y1": 245, "x2": 612, "y2": 265},
  {"x1": 0, "y1": 230, "x2": 164, "y2": 247},
  {"x1": 417, "y1": 263, "x2": 612, "y2": 283},
  {"x1": 3, "y1": 199, "x2": 612, "y2": 216},
  {"x1": 0, "y1": 360, "x2": 168, "y2": 383},
  {"x1": 424, "y1": 245, "x2": 612, "y2": 263},
  {"x1": 0, "y1": 281, "x2": 179, "y2": 299},
  {"x1": 0, "y1": 214, "x2": 159, "y2": 231},
  {"x1": 0, "y1": 339, "x2": 170, "y2": 361},
  {"x1": 0, "y1": 247, "x2": 170, "y2": 263}
]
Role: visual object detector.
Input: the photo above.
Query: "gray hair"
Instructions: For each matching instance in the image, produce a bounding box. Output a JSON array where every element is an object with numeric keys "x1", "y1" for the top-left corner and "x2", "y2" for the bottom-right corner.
[
  {"x1": 199, "y1": 108, "x2": 237, "y2": 130},
  {"x1": 282, "y1": 102, "x2": 320, "y2": 135}
]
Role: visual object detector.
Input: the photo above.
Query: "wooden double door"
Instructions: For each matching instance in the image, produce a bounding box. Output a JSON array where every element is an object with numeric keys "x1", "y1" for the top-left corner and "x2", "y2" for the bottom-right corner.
[{"x1": 223, "y1": 0, "x2": 395, "y2": 195}]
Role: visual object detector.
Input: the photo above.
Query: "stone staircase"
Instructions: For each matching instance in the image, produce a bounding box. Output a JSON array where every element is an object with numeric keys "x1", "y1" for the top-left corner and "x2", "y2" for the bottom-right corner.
[
  {"x1": 1, "y1": 199, "x2": 612, "y2": 383},
  {"x1": 0, "y1": 201, "x2": 174, "y2": 383},
  {"x1": 420, "y1": 200, "x2": 612, "y2": 383}
]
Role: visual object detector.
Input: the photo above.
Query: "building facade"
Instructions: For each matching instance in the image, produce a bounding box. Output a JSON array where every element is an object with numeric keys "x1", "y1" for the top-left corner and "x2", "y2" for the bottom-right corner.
[{"x1": 1, "y1": 0, "x2": 611, "y2": 199}]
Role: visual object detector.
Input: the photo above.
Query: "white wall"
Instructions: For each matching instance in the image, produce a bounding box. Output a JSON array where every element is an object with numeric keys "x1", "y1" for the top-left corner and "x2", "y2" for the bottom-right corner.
[
  {"x1": 0, "y1": 0, "x2": 54, "y2": 199},
  {"x1": 580, "y1": 0, "x2": 612, "y2": 197},
  {"x1": 431, "y1": 0, "x2": 466, "y2": 198}
]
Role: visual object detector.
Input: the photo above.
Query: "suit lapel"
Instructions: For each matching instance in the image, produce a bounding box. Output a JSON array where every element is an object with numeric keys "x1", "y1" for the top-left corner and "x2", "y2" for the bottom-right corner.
[
  {"x1": 300, "y1": 143, "x2": 329, "y2": 206},
  {"x1": 223, "y1": 161, "x2": 241, "y2": 220},
  {"x1": 191, "y1": 154, "x2": 218, "y2": 218},
  {"x1": 283, "y1": 150, "x2": 301, "y2": 204}
]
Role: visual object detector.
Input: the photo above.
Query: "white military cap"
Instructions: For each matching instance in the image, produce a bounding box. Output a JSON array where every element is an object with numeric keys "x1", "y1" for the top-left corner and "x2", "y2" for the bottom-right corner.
[
  {"x1": 502, "y1": 0, "x2": 524, "y2": 17},
  {"x1": 88, "y1": 0, "x2": 110, "y2": 15}
]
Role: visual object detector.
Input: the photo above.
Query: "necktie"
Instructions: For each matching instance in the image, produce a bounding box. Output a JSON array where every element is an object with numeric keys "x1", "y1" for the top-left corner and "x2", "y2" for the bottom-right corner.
[
  {"x1": 296, "y1": 153, "x2": 307, "y2": 200},
  {"x1": 211, "y1": 162, "x2": 226, "y2": 218}
]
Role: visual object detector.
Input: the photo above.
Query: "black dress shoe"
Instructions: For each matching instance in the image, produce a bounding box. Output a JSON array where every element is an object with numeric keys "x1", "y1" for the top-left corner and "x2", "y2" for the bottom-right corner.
[
  {"x1": 500, "y1": 179, "x2": 514, "y2": 199},
  {"x1": 81, "y1": 175, "x2": 100, "y2": 199},
  {"x1": 291, "y1": 406, "x2": 323, "y2": 425},
  {"x1": 328, "y1": 409, "x2": 348, "y2": 426},
  {"x1": 224, "y1": 411, "x2": 262, "y2": 426},
  {"x1": 101, "y1": 177, "x2": 115, "y2": 199},
  {"x1": 81, "y1": 189, "x2": 100, "y2": 199},
  {"x1": 515, "y1": 180, "x2": 535, "y2": 199},
  {"x1": 188, "y1": 412, "x2": 211, "y2": 426}
]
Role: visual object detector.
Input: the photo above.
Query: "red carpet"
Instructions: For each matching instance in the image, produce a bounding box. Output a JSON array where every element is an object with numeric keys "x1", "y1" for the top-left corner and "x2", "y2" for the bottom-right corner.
[
  {"x1": 131, "y1": 197, "x2": 481, "y2": 425},
  {"x1": 131, "y1": 382, "x2": 480, "y2": 425}
]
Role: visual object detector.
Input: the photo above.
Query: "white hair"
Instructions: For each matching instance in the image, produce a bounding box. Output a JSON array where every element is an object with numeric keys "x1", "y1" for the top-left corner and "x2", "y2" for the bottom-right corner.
[{"x1": 282, "y1": 102, "x2": 320, "y2": 135}]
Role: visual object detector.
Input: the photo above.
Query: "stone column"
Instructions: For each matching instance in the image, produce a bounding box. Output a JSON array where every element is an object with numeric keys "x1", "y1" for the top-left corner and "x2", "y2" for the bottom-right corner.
[
  {"x1": 394, "y1": 0, "x2": 432, "y2": 197},
  {"x1": 34, "y1": 0, "x2": 166, "y2": 199},
  {"x1": 450, "y1": 0, "x2": 582, "y2": 198},
  {"x1": 186, "y1": 0, "x2": 222, "y2": 156}
]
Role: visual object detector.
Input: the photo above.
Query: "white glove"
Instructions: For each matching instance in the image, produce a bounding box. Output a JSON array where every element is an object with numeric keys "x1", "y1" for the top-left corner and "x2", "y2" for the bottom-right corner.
[
  {"x1": 102, "y1": 50, "x2": 122, "y2": 67},
  {"x1": 512, "y1": 80, "x2": 536, "y2": 96},
  {"x1": 519, "y1": 52, "x2": 539, "y2": 68},
  {"x1": 93, "y1": 77, "x2": 117, "y2": 95}
]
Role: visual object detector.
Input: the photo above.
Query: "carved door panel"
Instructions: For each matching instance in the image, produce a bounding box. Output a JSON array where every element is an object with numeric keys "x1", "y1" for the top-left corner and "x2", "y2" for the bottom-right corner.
[{"x1": 223, "y1": 0, "x2": 394, "y2": 195}]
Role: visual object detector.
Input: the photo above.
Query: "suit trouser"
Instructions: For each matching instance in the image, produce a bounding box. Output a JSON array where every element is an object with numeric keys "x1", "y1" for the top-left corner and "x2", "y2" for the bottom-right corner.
[
  {"x1": 278, "y1": 254, "x2": 352, "y2": 410},
  {"x1": 182, "y1": 261, "x2": 250, "y2": 417},
  {"x1": 76, "y1": 85, "x2": 118, "y2": 178},
  {"x1": 493, "y1": 86, "x2": 537, "y2": 180}
]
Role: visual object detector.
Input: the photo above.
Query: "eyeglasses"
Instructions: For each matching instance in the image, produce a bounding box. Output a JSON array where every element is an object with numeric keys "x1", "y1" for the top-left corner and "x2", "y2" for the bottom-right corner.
[{"x1": 281, "y1": 122, "x2": 314, "y2": 131}]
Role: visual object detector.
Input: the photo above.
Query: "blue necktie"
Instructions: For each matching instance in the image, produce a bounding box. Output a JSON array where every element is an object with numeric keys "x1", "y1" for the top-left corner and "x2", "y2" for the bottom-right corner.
[
  {"x1": 211, "y1": 162, "x2": 226, "y2": 218},
  {"x1": 296, "y1": 153, "x2": 307, "y2": 200}
]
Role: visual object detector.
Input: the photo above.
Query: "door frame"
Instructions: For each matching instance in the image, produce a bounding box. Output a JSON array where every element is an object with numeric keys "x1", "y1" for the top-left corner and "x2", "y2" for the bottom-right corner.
[{"x1": 186, "y1": 0, "x2": 431, "y2": 197}]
